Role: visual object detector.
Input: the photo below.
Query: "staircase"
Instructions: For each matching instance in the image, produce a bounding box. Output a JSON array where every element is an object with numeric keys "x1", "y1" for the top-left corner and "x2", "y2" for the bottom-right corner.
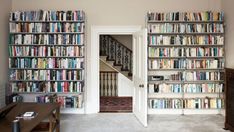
[
  {"x1": 100, "y1": 35, "x2": 132, "y2": 79},
  {"x1": 100, "y1": 35, "x2": 133, "y2": 112}
]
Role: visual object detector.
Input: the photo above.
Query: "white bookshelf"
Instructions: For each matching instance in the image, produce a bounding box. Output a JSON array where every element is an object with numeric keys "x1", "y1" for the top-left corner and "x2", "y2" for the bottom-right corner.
[
  {"x1": 147, "y1": 11, "x2": 225, "y2": 114},
  {"x1": 8, "y1": 10, "x2": 86, "y2": 114}
]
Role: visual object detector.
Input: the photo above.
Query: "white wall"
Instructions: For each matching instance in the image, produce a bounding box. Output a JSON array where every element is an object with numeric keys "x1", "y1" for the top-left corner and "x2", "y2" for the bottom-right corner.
[
  {"x1": 0, "y1": 0, "x2": 11, "y2": 108},
  {"x1": 222, "y1": 0, "x2": 234, "y2": 68},
  {"x1": 118, "y1": 73, "x2": 133, "y2": 97},
  {"x1": 11, "y1": 0, "x2": 222, "y2": 113},
  {"x1": 111, "y1": 35, "x2": 132, "y2": 50}
]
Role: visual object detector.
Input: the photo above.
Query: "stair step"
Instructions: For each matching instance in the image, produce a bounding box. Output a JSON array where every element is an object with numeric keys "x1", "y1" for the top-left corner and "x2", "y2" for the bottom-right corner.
[
  {"x1": 121, "y1": 71, "x2": 130, "y2": 75},
  {"x1": 106, "y1": 60, "x2": 115, "y2": 66},
  {"x1": 100, "y1": 56, "x2": 107, "y2": 61},
  {"x1": 113, "y1": 66, "x2": 122, "y2": 72},
  {"x1": 100, "y1": 57, "x2": 132, "y2": 80}
]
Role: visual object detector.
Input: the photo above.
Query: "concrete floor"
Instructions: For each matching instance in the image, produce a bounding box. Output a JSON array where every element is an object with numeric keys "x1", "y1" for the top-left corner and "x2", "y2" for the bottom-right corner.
[{"x1": 60, "y1": 113, "x2": 230, "y2": 132}]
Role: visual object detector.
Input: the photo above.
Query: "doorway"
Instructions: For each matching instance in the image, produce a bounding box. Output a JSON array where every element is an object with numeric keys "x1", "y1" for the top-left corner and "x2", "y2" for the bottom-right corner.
[
  {"x1": 87, "y1": 26, "x2": 148, "y2": 126},
  {"x1": 99, "y1": 34, "x2": 133, "y2": 112}
]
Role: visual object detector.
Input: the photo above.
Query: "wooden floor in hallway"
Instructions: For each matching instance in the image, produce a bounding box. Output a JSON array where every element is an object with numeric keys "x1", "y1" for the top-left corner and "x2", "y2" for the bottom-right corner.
[{"x1": 100, "y1": 97, "x2": 132, "y2": 112}]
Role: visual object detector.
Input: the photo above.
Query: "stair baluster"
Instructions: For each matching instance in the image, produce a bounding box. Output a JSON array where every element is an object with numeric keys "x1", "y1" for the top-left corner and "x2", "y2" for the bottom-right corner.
[
  {"x1": 100, "y1": 35, "x2": 132, "y2": 78},
  {"x1": 100, "y1": 71, "x2": 118, "y2": 97}
]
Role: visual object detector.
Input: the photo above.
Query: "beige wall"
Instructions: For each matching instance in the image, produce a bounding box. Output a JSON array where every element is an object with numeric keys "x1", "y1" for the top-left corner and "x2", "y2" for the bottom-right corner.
[
  {"x1": 0, "y1": 0, "x2": 11, "y2": 108},
  {"x1": 222, "y1": 0, "x2": 234, "y2": 68},
  {"x1": 111, "y1": 35, "x2": 132, "y2": 50},
  {"x1": 11, "y1": 0, "x2": 222, "y2": 89}
]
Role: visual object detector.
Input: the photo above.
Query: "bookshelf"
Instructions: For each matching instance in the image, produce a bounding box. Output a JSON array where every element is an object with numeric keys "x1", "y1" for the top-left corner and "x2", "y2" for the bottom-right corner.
[
  {"x1": 8, "y1": 10, "x2": 85, "y2": 113},
  {"x1": 147, "y1": 11, "x2": 225, "y2": 114},
  {"x1": 225, "y1": 68, "x2": 234, "y2": 131}
]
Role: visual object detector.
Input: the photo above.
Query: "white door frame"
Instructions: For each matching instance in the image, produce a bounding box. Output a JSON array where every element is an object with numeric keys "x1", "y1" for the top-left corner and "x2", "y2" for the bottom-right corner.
[{"x1": 86, "y1": 26, "x2": 141, "y2": 113}]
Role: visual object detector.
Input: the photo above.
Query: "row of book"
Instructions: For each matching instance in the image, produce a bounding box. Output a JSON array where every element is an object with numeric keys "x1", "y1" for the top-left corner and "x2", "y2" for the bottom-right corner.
[
  {"x1": 148, "y1": 47, "x2": 224, "y2": 57},
  {"x1": 184, "y1": 98, "x2": 223, "y2": 109},
  {"x1": 10, "y1": 10, "x2": 85, "y2": 21},
  {"x1": 147, "y1": 11, "x2": 224, "y2": 21},
  {"x1": 57, "y1": 95, "x2": 83, "y2": 108},
  {"x1": 149, "y1": 71, "x2": 224, "y2": 82},
  {"x1": 148, "y1": 59, "x2": 224, "y2": 70},
  {"x1": 12, "y1": 94, "x2": 23, "y2": 102},
  {"x1": 11, "y1": 81, "x2": 83, "y2": 93},
  {"x1": 148, "y1": 59, "x2": 186, "y2": 69},
  {"x1": 10, "y1": 34, "x2": 84, "y2": 45},
  {"x1": 10, "y1": 22, "x2": 85, "y2": 33},
  {"x1": 185, "y1": 71, "x2": 223, "y2": 81},
  {"x1": 9, "y1": 69, "x2": 84, "y2": 81},
  {"x1": 148, "y1": 84, "x2": 182, "y2": 93},
  {"x1": 149, "y1": 72, "x2": 184, "y2": 81},
  {"x1": 148, "y1": 23, "x2": 224, "y2": 33},
  {"x1": 35, "y1": 94, "x2": 57, "y2": 103},
  {"x1": 148, "y1": 47, "x2": 184, "y2": 57},
  {"x1": 149, "y1": 98, "x2": 182, "y2": 109},
  {"x1": 186, "y1": 59, "x2": 224, "y2": 69},
  {"x1": 149, "y1": 98, "x2": 224, "y2": 109},
  {"x1": 184, "y1": 83, "x2": 223, "y2": 93},
  {"x1": 9, "y1": 58, "x2": 84, "y2": 69},
  {"x1": 186, "y1": 47, "x2": 224, "y2": 57},
  {"x1": 148, "y1": 35, "x2": 224, "y2": 45},
  {"x1": 148, "y1": 83, "x2": 223, "y2": 93},
  {"x1": 9, "y1": 46, "x2": 84, "y2": 57}
]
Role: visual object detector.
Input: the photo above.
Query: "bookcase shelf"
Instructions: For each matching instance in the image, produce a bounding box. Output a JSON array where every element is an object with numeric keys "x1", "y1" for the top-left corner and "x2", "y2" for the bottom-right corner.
[
  {"x1": 8, "y1": 10, "x2": 86, "y2": 112},
  {"x1": 9, "y1": 80, "x2": 84, "y2": 82},
  {"x1": 9, "y1": 68, "x2": 84, "y2": 70},
  {"x1": 10, "y1": 32, "x2": 84, "y2": 34},
  {"x1": 9, "y1": 20, "x2": 85, "y2": 23},
  {"x1": 147, "y1": 20, "x2": 223, "y2": 23},
  {"x1": 147, "y1": 11, "x2": 225, "y2": 114},
  {"x1": 148, "y1": 69, "x2": 185, "y2": 71},
  {"x1": 9, "y1": 44, "x2": 84, "y2": 46},
  {"x1": 148, "y1": 45, "x2": 224, "y2": 47},
  {"x1": 148, "y1": 57, "x2": 186, "y2": 59},
  {"x1": 148, "y1": 32, "x2": 224, "y2": 35},
  {"x1": 13, "y1": 92, "x2": 84, "y2": 94},
  {"x1": 9, "y1": 56, "x2": 84, "y2": 58}
]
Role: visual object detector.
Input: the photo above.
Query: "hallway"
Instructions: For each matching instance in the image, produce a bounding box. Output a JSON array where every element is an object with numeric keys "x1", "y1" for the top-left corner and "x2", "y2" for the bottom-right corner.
[{"x1": 60, "y1": 114, "x2": 228, "y2": 132}]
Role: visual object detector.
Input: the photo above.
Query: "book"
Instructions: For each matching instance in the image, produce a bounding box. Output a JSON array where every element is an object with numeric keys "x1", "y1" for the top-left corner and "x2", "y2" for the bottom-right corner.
[
  {"x1": 16, "y1": 111, "x2": 38, "y2": 119},
  {"x1": 23, "y1": 111, "x2": 36, "y2": 117}
]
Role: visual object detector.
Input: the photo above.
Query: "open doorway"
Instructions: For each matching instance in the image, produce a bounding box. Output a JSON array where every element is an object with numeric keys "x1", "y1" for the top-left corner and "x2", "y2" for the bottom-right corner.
[
  {"x1": 88, "y1": 26, "x2": 147, "y2": 126},
  {"x1": 99, "y1": 35, "x2": 133, "y2": 112}
]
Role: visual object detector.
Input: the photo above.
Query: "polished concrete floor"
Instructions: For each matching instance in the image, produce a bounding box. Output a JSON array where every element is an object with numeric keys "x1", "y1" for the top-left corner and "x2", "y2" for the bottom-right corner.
[{"x1": 60, "y1": 113, "x2": 229, "y2": 132}]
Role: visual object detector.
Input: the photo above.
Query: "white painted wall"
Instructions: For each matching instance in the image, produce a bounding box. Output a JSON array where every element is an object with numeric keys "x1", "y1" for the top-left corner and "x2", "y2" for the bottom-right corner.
[
  {"x1": 118, "y1": 73, "x2": 133, "y2": 97},
  {"x1": 222, "y1": 0, "x2": 234, "y2": 68},
  {"x1": 9, "y1": 0, "x2": 223, "y2": 113},
  {"x1": 0, "y1": 0, "x2": 11, "y2": 108},
  {"x1": 111, "y1": 35, "x2": 132, "y2": 50}
]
